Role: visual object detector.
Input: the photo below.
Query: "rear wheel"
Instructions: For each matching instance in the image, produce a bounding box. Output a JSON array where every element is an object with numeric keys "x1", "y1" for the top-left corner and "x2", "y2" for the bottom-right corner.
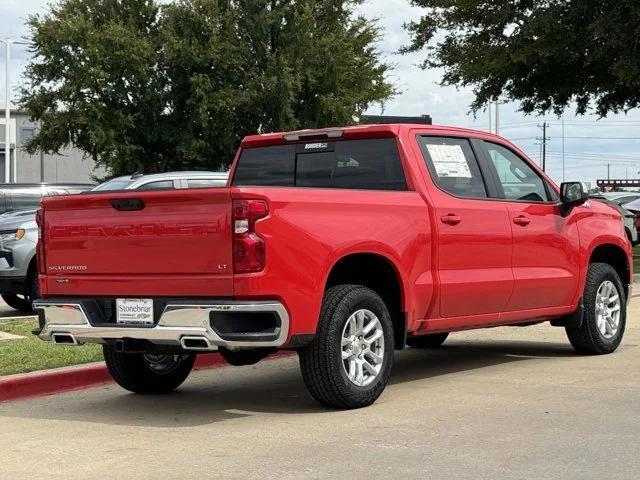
[
  {"x1": 103, "y1": 345, "x2": 196, "y2": 394},
  {"x1": 299, "y1": 285, "x2": 394, "y2": 409},
  {"x1": 406, "y1": 332, "x2": 449, "y2": 348},
  {"x1": 566, "y1": 262, "x2": 626, "y2": 355}
]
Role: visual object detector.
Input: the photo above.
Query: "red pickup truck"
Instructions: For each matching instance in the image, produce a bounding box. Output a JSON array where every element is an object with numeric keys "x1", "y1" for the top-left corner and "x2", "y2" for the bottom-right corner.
[{"x1": 33, "y1": 124, "x2": 631, "y2": 409}]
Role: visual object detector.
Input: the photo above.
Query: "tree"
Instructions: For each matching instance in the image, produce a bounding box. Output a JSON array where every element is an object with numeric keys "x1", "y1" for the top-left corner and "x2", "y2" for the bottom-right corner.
[
  {"x1": 20, "y1": 0, "x2": 394, "y2": 176},
  {"x1": 403, "y1": 1, "x2": 640, "y2": 117}
]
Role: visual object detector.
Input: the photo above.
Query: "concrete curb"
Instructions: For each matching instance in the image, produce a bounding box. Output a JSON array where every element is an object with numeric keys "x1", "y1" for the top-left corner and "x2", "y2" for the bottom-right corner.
[{"x1": 0, "y1": 351, "x2": 294, "y2": 404}]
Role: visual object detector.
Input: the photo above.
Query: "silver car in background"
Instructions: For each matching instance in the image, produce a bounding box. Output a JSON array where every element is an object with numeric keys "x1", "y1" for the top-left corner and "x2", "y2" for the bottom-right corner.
[
  {"x1": 0, "y1": 171, "x2": 229, "y2": 312},
  {"x1": 92, "y1": 171, "x2": 228, "y2": 191},
  {"x1": 590, "y1": 193, "x2": 639, "y2": 245},
  {"x1": 0, "y1": 183, "x2": 94, "y2": 312}
]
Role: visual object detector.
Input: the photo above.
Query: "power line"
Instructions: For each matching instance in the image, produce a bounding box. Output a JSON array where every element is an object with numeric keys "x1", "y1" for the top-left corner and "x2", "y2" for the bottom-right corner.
[
  {"x1": 562, "y1": 136, "x2": 640, "y2": 140},
  {"x1": 546, "y1": 150, "x2": 640, "y2": 159},
  {"x1": 509, "y1": 135, "x2": 640, "y2": 141}
]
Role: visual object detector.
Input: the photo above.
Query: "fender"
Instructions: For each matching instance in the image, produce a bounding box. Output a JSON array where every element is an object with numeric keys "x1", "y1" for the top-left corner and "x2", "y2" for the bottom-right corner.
[{"x1": 576, "y1": 233, "x2": 632, "y2": 306}]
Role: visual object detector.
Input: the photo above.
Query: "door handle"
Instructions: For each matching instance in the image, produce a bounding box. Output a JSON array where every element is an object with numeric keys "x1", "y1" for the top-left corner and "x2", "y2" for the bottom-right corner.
[
  {"x1": 513, "y1": 215, "x2": 531, "y2": 226},
  {"x1": 440, "y1": 214, "x2": 462, "y2": 225}
]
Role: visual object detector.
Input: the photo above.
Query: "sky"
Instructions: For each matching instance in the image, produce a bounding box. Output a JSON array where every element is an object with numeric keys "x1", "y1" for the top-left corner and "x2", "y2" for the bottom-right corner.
[{"x1": 2, "y1": 0, "x2": 640, "y2": 186}]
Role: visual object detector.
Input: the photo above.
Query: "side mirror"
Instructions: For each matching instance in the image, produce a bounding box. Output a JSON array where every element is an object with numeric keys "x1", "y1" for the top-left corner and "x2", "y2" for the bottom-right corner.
[{"x1": 560, "y1": 182, "x2": 588, "y2": 214}]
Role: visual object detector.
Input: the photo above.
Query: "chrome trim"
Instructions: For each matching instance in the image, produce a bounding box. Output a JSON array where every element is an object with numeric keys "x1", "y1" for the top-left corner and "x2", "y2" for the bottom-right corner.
[
  {"x1": 180, "y1": 336, "x2": 214, "y2": 351},
  {"x1": 33, "y1": 300, "x2": 289, "y2": 350}
]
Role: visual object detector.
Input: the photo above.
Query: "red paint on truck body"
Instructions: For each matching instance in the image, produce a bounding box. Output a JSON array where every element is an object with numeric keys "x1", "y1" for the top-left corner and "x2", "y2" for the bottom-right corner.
[{"x1": 38, "y1": 124, "x2": 632, "y2": 341}]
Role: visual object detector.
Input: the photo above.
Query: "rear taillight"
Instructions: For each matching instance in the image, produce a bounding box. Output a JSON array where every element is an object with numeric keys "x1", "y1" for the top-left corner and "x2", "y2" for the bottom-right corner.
[
  {"x1": 232, "y1": 199, "x2": 268, "y2": 273},
  {"x1": 35, "y1": 208, "x2": 46, "y2": 274}
]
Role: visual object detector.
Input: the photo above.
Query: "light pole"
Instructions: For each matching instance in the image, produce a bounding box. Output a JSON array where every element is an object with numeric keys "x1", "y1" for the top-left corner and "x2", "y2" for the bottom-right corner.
[
  {"x1": 2, "y1": 38, "x2": 29, "y2": 183},
  {"x1": 3, "y1": 38, "x2": 10, "y2": 183}
]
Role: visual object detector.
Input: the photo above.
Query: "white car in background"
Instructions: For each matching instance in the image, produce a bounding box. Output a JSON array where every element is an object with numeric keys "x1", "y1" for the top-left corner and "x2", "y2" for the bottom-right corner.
[{"x1": 92, "y1": 171, "x2": 228, "y2": 191}]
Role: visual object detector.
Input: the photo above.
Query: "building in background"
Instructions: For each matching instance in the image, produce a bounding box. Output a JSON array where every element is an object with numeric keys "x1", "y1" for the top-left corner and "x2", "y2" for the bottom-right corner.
[{"x1": 0, "y1": 103, "x2": 105, "y2": 183}]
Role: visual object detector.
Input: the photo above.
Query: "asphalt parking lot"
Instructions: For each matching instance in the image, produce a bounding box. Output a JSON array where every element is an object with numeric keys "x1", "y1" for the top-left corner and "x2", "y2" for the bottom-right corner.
[{"x1": 1, "y1": 299, "x2": 639, "y2": 479}]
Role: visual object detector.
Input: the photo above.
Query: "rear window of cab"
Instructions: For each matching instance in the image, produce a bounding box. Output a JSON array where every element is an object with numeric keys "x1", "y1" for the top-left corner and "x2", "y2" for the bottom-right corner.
[{"x1": 232, "y1": 138, "x2": 407, "y2": 191}]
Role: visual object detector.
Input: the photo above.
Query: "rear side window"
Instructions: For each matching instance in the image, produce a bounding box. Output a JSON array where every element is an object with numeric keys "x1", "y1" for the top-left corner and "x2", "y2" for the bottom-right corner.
[
  {"x1": 232, "y1": 139, "x2": 406, "y2": 191},
  {"x1": 136, "y1": 180, "x2": 174, "y2": 191},
  {"x1": 186, "y1": 178, "x2": 227, "y2": 188},
  {"x1": 418, "y1": 136, "x2": 488, "y2": 198}
]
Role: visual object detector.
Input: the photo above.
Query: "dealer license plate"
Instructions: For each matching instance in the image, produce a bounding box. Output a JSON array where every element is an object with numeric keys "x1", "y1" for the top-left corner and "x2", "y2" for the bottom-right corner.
[{"x1": 116, "y1": 298, "x2": 154, "y2": 325}]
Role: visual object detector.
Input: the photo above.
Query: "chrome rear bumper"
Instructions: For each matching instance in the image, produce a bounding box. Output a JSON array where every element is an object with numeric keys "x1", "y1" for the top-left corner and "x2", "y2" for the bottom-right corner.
[{"x1": 33, "y1": 300, "x2": 289, "y2": 351}]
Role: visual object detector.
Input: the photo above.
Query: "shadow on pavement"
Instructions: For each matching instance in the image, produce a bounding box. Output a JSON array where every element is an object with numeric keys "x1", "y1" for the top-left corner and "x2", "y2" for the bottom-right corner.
[{"x1": 0, "y1": 339, "x2": 576, "y2": 428}]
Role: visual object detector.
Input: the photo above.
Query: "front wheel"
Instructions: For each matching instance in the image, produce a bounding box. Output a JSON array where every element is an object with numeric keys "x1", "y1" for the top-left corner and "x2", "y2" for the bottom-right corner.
[
  {"x1": 566, "y1": 262, "x2": 626, "y2": 355},
  {"x1": 1, "y1": 272, "x2": 39, "y2": 313},
  {"x1": 299, "y1": 285, "x2": 394, "y2": 409},
  {"x1": 103, "y1": 345, "x2": 196, "y2": 394},
  {"x1": 1, "y1": 293, "x2": 32, "y2": 313}
]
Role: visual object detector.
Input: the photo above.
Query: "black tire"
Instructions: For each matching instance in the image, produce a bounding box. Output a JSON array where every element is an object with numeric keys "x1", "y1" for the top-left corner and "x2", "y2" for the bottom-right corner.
[
  {"x1": 566, "y1": 262, "x2": 626, "y2": 355},
  {"x1": 406, "y1": 332, "x2": 449, "y2": 348},
  {"x1": 26, "y1": 272, "x2": 40, "y2": 305},
  {"x1": 299, "y1": 285, "x2": 394, "y2": 409},
  {"x1": 1, "y1": 293, "x2": 31, "y2": 313},
  {"x1": 0, "y1": 273, "x2": 39, "y2": 313},
  {"x1": 103, "y1": 345, "x2": 196, "y2": 394}
]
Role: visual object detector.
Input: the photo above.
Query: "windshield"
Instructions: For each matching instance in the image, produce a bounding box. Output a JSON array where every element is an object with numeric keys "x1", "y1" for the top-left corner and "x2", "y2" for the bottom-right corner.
[{"x1": 92, "y1": 179, "x2": 135, "y2": 191}]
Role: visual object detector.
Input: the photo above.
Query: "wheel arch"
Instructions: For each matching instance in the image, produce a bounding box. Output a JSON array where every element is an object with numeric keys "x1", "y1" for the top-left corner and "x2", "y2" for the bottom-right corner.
[
  {"x1": 324, "y1": 252, "x2": 407, "y2": 349},
  {"x1": 588, "y1": 242, "x2": 631, "y2": 299}
]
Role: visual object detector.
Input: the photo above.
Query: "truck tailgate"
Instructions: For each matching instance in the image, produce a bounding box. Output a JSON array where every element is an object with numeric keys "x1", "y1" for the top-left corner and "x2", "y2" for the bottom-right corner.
[{"x1": 41, "y1": 188, "x2": 233, "y2": 297}]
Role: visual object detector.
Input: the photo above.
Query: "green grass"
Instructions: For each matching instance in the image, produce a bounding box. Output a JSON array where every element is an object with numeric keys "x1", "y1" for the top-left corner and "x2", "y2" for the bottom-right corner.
[
  {"x1": 0, "y1": 319, "x2": 103, "y2": 376},
  {"x1": 634, "y1": 245, "x2": 640, "y2": 274}
]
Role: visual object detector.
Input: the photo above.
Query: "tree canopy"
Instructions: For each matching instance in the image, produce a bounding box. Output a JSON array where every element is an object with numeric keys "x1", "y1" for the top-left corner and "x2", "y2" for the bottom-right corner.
[
  {"x1": 404, "y1": 0, "x2": 640, "y2": 117},
  {"x1": 20, "y1": 0, "x2": 394, "y2": 175}
]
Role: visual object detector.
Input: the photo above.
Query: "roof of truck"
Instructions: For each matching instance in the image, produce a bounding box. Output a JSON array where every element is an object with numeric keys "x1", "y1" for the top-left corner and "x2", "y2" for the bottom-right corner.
[{"x1": 241, "y1": 123, "x2": 507, "y2": 148}]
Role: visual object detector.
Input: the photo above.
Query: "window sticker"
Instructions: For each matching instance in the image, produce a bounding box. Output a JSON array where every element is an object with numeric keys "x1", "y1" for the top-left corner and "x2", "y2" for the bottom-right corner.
[{"x1": 426, "y1": 144, "x2": 472, "y2": 178}]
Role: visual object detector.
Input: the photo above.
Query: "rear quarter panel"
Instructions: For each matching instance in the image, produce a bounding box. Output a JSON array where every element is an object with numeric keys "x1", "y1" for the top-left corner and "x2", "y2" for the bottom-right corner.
[{"x1": 232, "y1": 187, "x2": 433, "y2": 337}]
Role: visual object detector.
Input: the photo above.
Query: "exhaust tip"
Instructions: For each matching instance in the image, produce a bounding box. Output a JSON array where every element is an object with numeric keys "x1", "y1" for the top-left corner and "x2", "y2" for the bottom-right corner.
[
  {"x1": 52, "y1": 333, "x2": 78, "y2": 345},
  {"x1": 180, "y1": 336, "x2": 215, "y2": 351}
]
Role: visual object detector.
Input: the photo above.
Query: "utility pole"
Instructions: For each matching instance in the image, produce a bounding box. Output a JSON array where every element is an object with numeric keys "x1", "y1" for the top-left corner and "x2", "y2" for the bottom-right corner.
[
  {"x1": 488, "y1": 103, "x2": 492, "y2": 133},
  {"x1": 536, "y1": 121, "x2": 550, "y2": 172},
  {"x1": 561, "y1": 116, "x2": 565, "y2": 182},
  {"x1": 2, "y1": 38, "x2": 29, "y2": 183},
  {"x1": 3, "y1": 38, "x2": 10, "y2": 183},
  {"x1": 494, "y1": 102, "x2": 500, "y2": 135},
  {"x1": 607, "y1": 164, "x2": 610, "y2": 181}
]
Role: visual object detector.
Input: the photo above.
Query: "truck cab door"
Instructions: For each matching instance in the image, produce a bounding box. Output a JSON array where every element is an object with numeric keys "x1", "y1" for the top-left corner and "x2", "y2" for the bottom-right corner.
[
  {"x1": 415, "y1": 135, "x2": 514, "y2": 320},
  {"x1": 479, "y1": 141, "x2": 580, "y2": 311}
]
